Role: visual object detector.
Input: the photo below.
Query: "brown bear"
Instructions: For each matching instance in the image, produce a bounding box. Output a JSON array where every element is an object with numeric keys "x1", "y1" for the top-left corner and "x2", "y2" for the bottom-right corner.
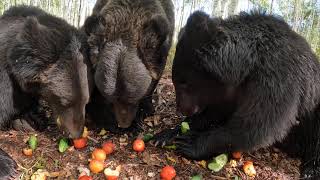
[
  {"x1": 0, "y1": 6, "x2": 92, "y2": 179},
  {"x1": 84, "y1": 0, "x2": 174, "y2": 131}
]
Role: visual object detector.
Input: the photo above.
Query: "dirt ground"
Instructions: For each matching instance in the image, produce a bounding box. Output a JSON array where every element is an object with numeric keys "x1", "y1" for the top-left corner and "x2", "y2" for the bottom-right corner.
[{"x1": 0, "y1": 74, "x2": 301, "y2": 180}]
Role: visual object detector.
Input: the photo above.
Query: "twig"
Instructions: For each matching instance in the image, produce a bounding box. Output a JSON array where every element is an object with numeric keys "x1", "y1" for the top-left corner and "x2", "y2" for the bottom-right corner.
[{"x1": 87, "y1": 136, "x2": 99, "y2": 144}]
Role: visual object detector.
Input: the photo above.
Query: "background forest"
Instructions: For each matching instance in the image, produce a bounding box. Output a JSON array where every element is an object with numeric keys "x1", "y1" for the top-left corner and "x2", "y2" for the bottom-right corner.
[{"x1": 0, "y1": 0, "x2": 319, "y2": 60}]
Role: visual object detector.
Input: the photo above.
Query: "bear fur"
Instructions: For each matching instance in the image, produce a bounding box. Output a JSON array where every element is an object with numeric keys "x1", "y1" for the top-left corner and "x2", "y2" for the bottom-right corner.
[
  {"x1": 155, "y1": 11, "x2": 320, "y2": 179},
  {"x1": 0, "y1": 6, "x2": 92, "y2": 179},
  {"x1": 84, "y1": 0, "x2": 174, "y2": 130}
]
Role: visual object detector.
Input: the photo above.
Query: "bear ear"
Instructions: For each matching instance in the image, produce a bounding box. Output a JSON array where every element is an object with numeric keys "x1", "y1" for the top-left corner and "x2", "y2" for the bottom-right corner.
[
  {"x1": 9, "y1": 16, "x2": 55, "y2": 85},
  {"x1": 186, "y1": 11, "x2": 211, "y2": 32},
  {"x1": 18, "y1": 16, "x2": 42, "y2": 41},
  {"x1": 145, "y1": 15, "x2": 171, "y2": 43},
  {"x1": 141, "y1": 15, "x2": 172, "y2": 80},
  {"x1": 83, "y1": 15, "x2": 106, "y2": 36},
  {"x1": 185, "y1": 11, "x2": 221, "y2": 37}
]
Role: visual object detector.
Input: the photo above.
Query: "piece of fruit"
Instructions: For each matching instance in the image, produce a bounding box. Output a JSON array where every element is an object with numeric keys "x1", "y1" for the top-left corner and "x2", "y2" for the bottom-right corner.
[
  {"x1": 91, "y1": 148, "x2": 107, "y2": 161},
  {"x1": 104, "y1": 167, "x2": 120, "y2": 180},
  {"x1": 160, "y1": 166, "x2": 176, "y2": 180},
  {"x1": 142, "y1": 133, "x2": 154, "y2": 142},
  {"x1": 102, "y1": 141, "x2": 116, "y2": 155},
  {"x1": 58, "y1": 138, "x2": 69, "y2": 153},
  {"x1": 28, "y1": 134, "x2": 38, "y2": 150},
  {"x1": 23, "y1": 148, "x2": 33, "y2": 156},
  {"x1": 133, "y1": 139, "x2": 145, "y2": 152},
  {"x1": 243, "y1": 161, "x2": 256, "y2": 177},
  {"x1": 78, "y1": 175, "x2": 93, "y2": 180},
  {"x1": 191, "y1": 174, "x2": 202, "y2": 180},
  {"x1": 232, "y1": 152, "x2": 242, "y2": 159},
  {"x1": 208, "y1": 154, "x2": 228, "y2": 172},
  {"x1": 73, "y1": 138, "x2": 87, "y2": 149},
  {"x1": 89, "y1": 159, "x2": 104, "y2": 173},
  {"x1": 82, "y1": 126, "x2": 89, "y2": 138},
  {"x1": 181, "y1": 122, "x2": 190, "y2": 134}
]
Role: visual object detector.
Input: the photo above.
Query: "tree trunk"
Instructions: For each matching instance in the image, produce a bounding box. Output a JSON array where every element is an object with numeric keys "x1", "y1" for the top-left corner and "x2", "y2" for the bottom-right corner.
[{"x1": 77, "y1": 0, "x2": 83, "y2": 27}]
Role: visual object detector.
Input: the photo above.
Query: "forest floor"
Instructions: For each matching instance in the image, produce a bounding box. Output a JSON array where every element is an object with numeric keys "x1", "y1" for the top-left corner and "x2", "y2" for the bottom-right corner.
[{"x1": 0, "y1": 73, "x2": 301, "y2": 180}]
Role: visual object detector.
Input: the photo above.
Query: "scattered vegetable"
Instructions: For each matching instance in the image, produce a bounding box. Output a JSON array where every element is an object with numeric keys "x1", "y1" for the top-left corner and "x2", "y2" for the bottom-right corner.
[
  {"x1": 208, "y1": 154, "x2": 228, "y2": 172},
  {"x1": 73, "y1": 138, "x2": 87, "y2": 149},
  {"x1": 133, "y1": 139, "x2": 145, "y2": 152},
  {"x1": 89, "y1": 159, "x2": 104, "y2": 173},
  {"x1": 104, "y1": 166, "x2": 121, "y2": 180},
  {"x1": 243, "y1": 161, "x2": 256, "y2": 177},
  {"x1": 58, "y1": 138, "x2": 69, "y2": 153},
  {"x1": 160, "y1": 166, "x2": 176, "y2": 180},
  {"x1": 142, "y1": 133, "x2": 154, "y2": 142},
  {"x1": 164, "y1": 145, "x2": 177, "y2": 150},
  {"x1": 30, "y1": 169, "x2": 48, "y2": 180},
  {"x1": 91, "y1": 148, "x2": 107, "y2": 161},
  {"x1": 22, "y1": 147, "x2": 33, "y2": 156},
  {"x1": 28, "y1": 134, "x2": 38, "y2": 150},
  {"x1": 181, "y1": 122, "x2": 190, "y2": 134},
  {"x1": 191, "y1": 174, "x2": 202, "y2": 180},
  {"x1": 102, "y1": 141, "x2": 116, "y2": 155},
  {"x1": 78, "y1": 175, "x2": 93, "y2": 180},
  {"x1": 232, "y1": 152, "x2": 242, "y2": 159}
]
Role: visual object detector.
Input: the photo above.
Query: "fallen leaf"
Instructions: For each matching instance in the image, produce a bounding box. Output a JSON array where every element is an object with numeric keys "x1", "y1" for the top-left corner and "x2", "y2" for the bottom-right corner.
[
  {"x1": 142, "y1": 152, "x2": 161, "y2": 166},
  {"x1": 166, "y1": 155, "x2": 177, "y2": 163},
  {"x1": 198, "y1": 160, "x2": 207, "y2": 169},
  {"x1": 98, "y1": 129, "x2": 107, "y2": 136}
]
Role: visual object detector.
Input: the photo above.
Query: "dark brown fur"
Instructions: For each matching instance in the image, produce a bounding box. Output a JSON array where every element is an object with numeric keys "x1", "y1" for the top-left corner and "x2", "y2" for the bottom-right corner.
[
  {"x1": 0, "y1": 6, "x2": 92, "y2": 179},
  {"x1": 84, "y1": 0, "x2": 174, "y2": 129}
]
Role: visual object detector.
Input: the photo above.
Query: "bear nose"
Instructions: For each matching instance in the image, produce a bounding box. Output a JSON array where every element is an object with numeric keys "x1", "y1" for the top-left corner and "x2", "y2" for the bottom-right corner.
[{"x1": 68, "y1": 130, "x2": 83, "y2": 139}]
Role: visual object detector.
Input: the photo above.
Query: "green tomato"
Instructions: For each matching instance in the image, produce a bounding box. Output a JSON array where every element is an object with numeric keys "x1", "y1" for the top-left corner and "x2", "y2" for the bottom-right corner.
[{"x1": 28, "y1": 134, "x2": 38, "y2": 150}]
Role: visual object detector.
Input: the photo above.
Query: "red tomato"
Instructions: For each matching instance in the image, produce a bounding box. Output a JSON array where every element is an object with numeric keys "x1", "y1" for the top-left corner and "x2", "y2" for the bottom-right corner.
[
  {"x1": 106, "y1": 175, "x2": 118, "y2": 180},
  {"x1": 92, "y1": 148, "x2": 107, "y2": 161},
  {"x1": 78, "y1": 175, "x2": 93, "y2": 180},
  {"x1": 102, "y1": 141, "x2": 115, "y2": 155},
  {"x1": 73, "y1": 138, "x2": 87, "y2": 149},
  {"x1": 160, "y1": 166, "x2": 176, "y2": 180},
  {"x1": 133, "y1": 139, "x2": 145, "y2": 152},
  {"x1": 232, "y1": 151, "x2": 242, "y2": 159}
]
